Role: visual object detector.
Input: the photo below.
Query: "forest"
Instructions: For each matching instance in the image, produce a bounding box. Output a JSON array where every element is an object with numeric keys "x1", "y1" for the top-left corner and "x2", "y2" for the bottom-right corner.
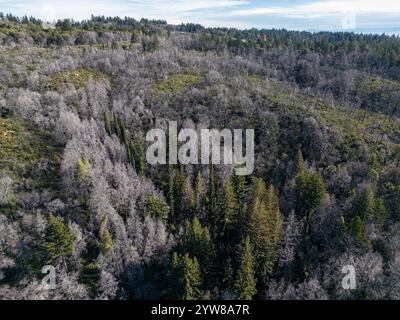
[{"x1": 1, "y1": 13, "x2": 400, "y2": 300}]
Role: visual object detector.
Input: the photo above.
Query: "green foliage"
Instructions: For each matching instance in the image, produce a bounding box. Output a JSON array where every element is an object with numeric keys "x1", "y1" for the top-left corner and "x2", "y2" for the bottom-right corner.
[
  {"x1": 234, "y1": 237, "x2": 256, "y2": 300},
  {"x1": 79, "y1": 262, "x2": 101, "y2": 295},
  {"x1": 169, "y1": 253, "x2": 203, "y2": 300},
  {"x1": 145, "y1": 195, "x2": 169, "y2": 219},
  {"x1": 181, "y1": 217, "x2": 215, "y2": 276},
  {"x1": 348, "y1": 216, "x2": 369, "y2": 247},
  {"x1": 151, "y1": 73, "x2": 200, "y2": 95},
  {"x1": 47, "y1": 68, "x2": 105, "y2": 90},
  {"x1": 295, "y1": 159, "x2": 327, "y2": 232},
  {"x1": 99, "y1": 217, "x2": 113, "y2": 254},
  {"x1": 76, "y1": 159, "x2": 89, "y2": 182},
  {"x1": 352, "y1": 186, "x2": 386, "y2": 226},
  {"x1": 216, "y1": 179, "x2": 239, "y2": 255},
  {"x1": 42, "y1": 213, "x2": 75, "y2": 264},
  {"x1": 247, "y1": 179, "x2": 283, "y2": 282}
]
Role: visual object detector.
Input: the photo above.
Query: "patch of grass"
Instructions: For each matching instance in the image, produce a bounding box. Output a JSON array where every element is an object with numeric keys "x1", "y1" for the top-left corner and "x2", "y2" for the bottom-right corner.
[
  {"x1": 47, "y1": 68, "x2": 106, "y2": 91},
  {"x1": 151, "y1": 73, "x2": 200, "y2": 95},
  {"x1": 244, "y1": 75, "x2": 264, "y2": 86},
  {"x1": 0, "y1": 116, "x2": 63, "y2": 190}
]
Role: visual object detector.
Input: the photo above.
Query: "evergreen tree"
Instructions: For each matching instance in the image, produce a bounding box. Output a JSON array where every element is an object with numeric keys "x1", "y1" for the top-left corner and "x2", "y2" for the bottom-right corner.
[
  {"x1": 181, "y1": 217, "x2": 215, "y2": 277},
  {"x1": 173, "y1": 167, "x2": 186, "y2": 223},
  {"x1": 233, "y1": 175, "x2": 248, "y2": 236},
  {"x1": 295, "y1": 167, "x2": 327, "y2": 233},
  {"x1": 42, "y1": 213, "x2": 75, "y2": 264},
  {"x1": 217, "y1": 179, "x2": 238, "y2": 255},
  {"x1": 352, "y1": 186, "x2": 375, "y2": 221},
  {"x1": 247, "y1": 179, "x2": 283, "y2": 283},
  {"x1": 208, "y1": 164, "x2": 218, "y2": 228},
  {"x1": 194, "y1": 170, "x2": 206, "y2": 215},
  {"x1": 170, "y1": 253, "x2": 203, "y2": 300},
  {"x1": 349, "y1": 216, "x2": 369, "y2": 247},
  {"x1": 234, "y1": 237, "x2": 256, "y2": 300}
]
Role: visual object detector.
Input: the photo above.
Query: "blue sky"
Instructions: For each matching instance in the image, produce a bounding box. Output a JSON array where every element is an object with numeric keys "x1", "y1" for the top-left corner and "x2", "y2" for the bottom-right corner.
[{"x1": 1, "y1": 0, "x2": 400, "y2": 34}]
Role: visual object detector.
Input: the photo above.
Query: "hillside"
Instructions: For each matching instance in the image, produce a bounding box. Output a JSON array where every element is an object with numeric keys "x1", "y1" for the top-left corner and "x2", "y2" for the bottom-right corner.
[{"x1": 1, "y1": 14, "x2": 400, "y2": 300}]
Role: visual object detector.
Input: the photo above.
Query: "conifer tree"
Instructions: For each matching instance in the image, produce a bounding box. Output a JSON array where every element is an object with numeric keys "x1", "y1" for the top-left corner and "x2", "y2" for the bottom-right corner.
[
  {"x1": 234, "y1": 236, "x2": 256, "y2": 300},
  {"x1": 295, "y1": 164, "x2": 327, "y2": 233},
  {"x1": 43, "y1": 213, "x2": 75, "y2": 264},
  {"x1": 247, "y1": 179, "x2": 283, "y2": 283},
  {"x1": 208, "y1": 164, "x2": 218, "y2": 228},
  {"x1": 233, "y1": 175, "x2": 248, "y2": 237},
  {"x1": 217, "y1": 179, "x2": 238, "y2": 254},
  {"x1": 194, "y1": 170, "x2": 206, "y2": 214},
  {"x1": 181, "y1": 217, "x2": 215, "y2": 276},
  {"x1": 170, "y1": 253, "x2": 203, "y2": 300}
]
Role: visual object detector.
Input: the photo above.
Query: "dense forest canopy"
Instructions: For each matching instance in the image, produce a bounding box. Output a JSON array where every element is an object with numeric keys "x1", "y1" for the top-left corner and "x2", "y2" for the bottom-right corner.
[{"x1": 0, "y1": 13, "x2": 400, "y2": 300}]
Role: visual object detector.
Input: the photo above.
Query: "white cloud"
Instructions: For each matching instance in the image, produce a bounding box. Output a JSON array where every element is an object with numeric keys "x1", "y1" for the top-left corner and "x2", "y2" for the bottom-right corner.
[
  {"x1": 0, "y1": 0, "x2": 248, "y2": 23},
  {"x1": 226, "y1": 0, "x2": 400, "y2": 19}
]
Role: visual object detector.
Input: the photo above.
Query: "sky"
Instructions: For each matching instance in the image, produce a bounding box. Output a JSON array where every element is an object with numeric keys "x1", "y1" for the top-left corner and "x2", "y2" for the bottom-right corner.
[{"x1": 1, "y1": 0, "x2": 400, "y2": 34}]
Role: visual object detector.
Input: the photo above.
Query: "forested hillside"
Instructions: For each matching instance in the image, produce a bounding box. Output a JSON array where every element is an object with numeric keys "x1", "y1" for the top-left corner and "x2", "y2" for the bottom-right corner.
[{"x1": 1, "y1": 14, "x2": 400, "y2": 300}]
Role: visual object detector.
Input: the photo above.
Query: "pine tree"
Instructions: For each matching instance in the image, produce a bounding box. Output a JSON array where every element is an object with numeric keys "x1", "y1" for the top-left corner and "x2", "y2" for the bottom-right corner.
[
  {"x1": 173, "y1": 167, "x2": 186, "y2": 223},
  {"x1": 182, "y1": 217, "x2": 215, "y2": 276},
  {"x1": 349, "y1": 216, "x2": 369, "y2": 247},
  {"x1": 295, "y1": 167, "x2": 327, "y2": 233},
  {"x1": 217, "y1": 179, "x2": 238, "y2": 254},
  {"x1": 170, "y1": 253, "x2": 203, "y2": 300},
  {"x1": 234, "y1": 237, "x2": 256, "y2": 300},
  {"x1": 233, "y1": 175, "x2": 248, "y2": 237},
  {"x1": 208, "y1": 164, "x2": 218, "y2": 228},
  {"x1": 352, "y1": 186, "x2": 386, "y2": 226},
  {"x1": 167, "y1": 165, "x2": 175, "y2": 228},
  {"x1": 247, "y1": 179, "x2": 283, "y2": 283},
  {"x1": 43, "y1": 213, "x2": 75, "y2": 264},
  {"x1": 194, "y1": 170, "x2": 206, "y2": 215},
  {"x1": 352, "y1": 186, "x2": 375, "y2": 221}
]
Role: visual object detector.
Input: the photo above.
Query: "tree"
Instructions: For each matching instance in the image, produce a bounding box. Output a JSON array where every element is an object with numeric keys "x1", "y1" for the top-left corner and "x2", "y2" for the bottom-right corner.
[
  {"x1": 99, "y1": 217, "x2": 113, "y2": 254},
  {"x1": 349, "y1": 216, "x2": 369, "y2": 247},
  {"x1": 169, "y1": 253, "x2": 203, "y2": 300},
  {"x1": 233, "y1": 175, "x2": 248, "y2": 236},
  {"x1": 208, "y1": 164, "x2": 218, "y2": 228},
  {"x1": 247, "y1": 178, "x2": 283, "y2": 283},
  {"x1": 295, "y1": 165, "x2": 327, "y2": 233},
  {"x1": 351, "y1": 186, "x2": 386, "y2": 226},
  {"x1": 234, "y1": 237, "x2": 256, "y2": 300},
  {"x1": 181, "y1": 217, "x2": 215, "y2": 277},
  {"x1": 216, "y1": 178, "x2": 238, "y2": 255},
  {"x1": 42, "y1": 213, "x2": 75, "y2": 264}
]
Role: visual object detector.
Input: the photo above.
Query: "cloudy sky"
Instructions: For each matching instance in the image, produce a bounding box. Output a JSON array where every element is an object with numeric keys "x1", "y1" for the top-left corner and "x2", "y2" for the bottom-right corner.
[{"x1": 1, "y1": 0, "x2": 400, "y2": 34}]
